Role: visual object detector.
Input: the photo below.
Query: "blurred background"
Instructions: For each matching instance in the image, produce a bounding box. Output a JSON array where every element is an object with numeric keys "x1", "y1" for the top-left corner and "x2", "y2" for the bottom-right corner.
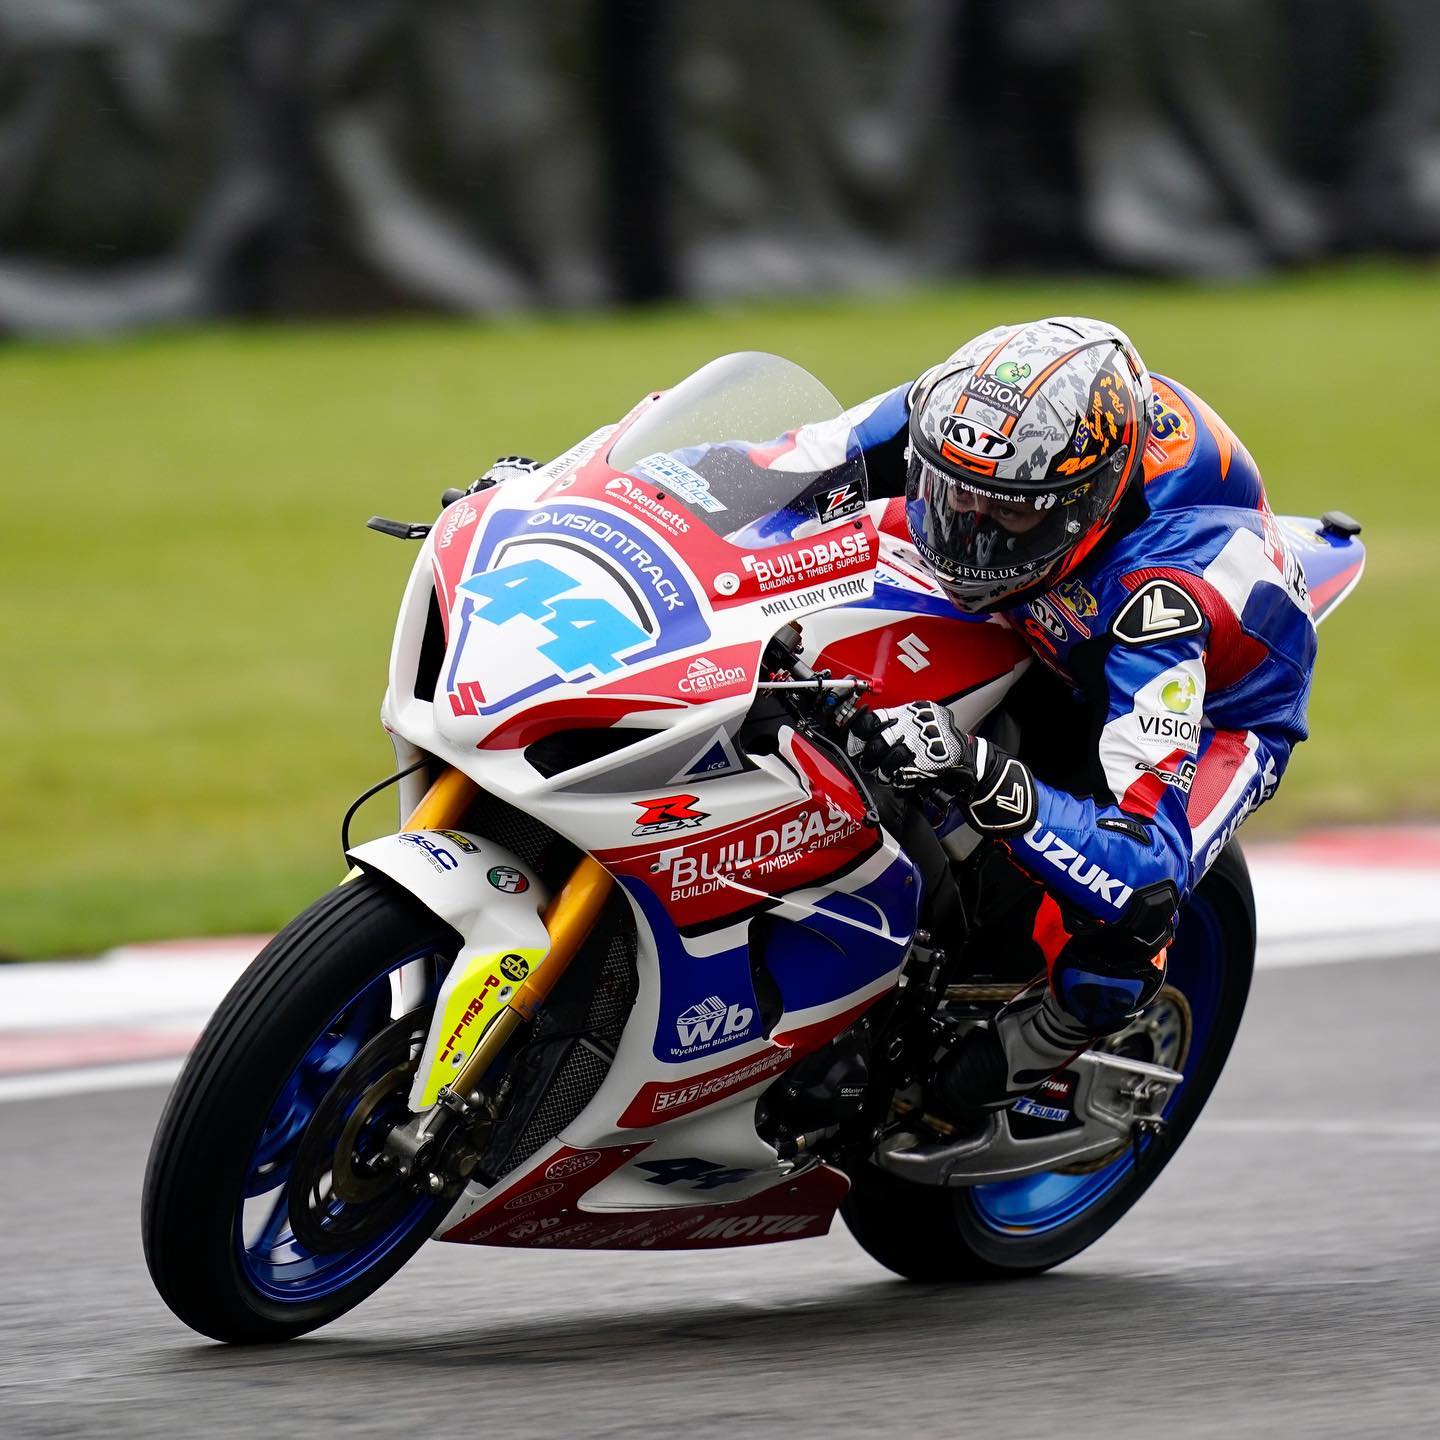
[{"x1": 4, "y1": 0, "x2": 1439, "y2": 958}]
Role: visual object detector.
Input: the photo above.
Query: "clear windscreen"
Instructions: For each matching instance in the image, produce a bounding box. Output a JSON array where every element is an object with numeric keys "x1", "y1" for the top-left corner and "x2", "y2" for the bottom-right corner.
[{"x1": 605, "y1": 352, "x2": 868, "y2": 546}]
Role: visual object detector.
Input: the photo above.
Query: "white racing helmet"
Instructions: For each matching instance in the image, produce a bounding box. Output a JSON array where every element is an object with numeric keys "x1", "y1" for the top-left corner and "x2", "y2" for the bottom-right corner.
[{"x1": 905, "y1": 317, "x2": 1153, "y2": 613}]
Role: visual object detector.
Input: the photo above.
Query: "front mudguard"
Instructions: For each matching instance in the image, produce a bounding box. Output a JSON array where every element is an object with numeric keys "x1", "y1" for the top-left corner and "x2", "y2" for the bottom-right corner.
[{"x1": 347, "y1": 829, "x2": 553, "y2": 1109}]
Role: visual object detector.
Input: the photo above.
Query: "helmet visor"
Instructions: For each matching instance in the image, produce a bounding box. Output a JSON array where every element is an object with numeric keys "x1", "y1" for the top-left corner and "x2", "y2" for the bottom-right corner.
[{"x1": 905, "y1": 452, "x2": 1125, "y2": 611}]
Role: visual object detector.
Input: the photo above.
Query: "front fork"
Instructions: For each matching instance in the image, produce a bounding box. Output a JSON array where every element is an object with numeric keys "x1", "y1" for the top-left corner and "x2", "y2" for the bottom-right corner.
[{"x1": 381, "y1": 766, "x2": 614, "y2": 1187}]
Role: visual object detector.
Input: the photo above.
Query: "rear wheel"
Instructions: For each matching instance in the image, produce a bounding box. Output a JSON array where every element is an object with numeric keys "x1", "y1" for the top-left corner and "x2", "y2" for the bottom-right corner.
[
  {"x1": 842, "y1": 842, "x2": 1255, "y2": 1279},
  {"x1": 142, "y1": 875, "x2": 459, "y2": 1343}
]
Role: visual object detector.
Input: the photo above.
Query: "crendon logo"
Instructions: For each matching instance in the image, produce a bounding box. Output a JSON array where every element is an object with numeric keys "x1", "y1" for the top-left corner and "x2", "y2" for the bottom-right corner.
[
  {"x1": 633, "y1": 794, "x2": 708, "y2": 837},
  {"x1": 1022, "y1": 829, "x2": 1134, "y2": 909},
  {"x1": 437, "y1": 500, "x2": 479, "y2": 549},
  {"x1": 678, "y1": 655, "x2": 748, "y2": 696},
  {"x1": 675, "y1": 996, "x2": 755, "y2": 1050}
]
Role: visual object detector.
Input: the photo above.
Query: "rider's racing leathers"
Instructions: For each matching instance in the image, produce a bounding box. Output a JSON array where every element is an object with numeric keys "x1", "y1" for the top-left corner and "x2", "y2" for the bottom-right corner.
[{"x1": 725, "y1": 372, "x2": 1317, "y2": 1080}]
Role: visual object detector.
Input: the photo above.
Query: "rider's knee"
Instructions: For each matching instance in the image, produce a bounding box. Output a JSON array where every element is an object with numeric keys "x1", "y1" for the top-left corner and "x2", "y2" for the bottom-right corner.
[{"x1": 1051, "y1": 880, "x2": 1177, "y2": 1035}]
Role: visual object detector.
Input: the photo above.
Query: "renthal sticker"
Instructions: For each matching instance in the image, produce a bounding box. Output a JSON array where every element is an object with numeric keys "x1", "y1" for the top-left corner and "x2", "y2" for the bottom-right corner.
[
  {"x1": 498, "y1": 952, "x2": 530, "y2": 982},
  {"x1": 544, "y1": 1150, "x2": 602, "y2": 1181},
  {"x1": 687, "y1": 1213, "x2": 819, "y2": 1241},
  {"x1": 963, "y1": 372, "x2": 1028, "y2": 417},
  {"x1": 759, "y1": 575, "x2": 870, "y2": 618},
  {"x1": 813, "y1": 481, "x2": 865, "y2": 524},
  {"x1": 434, "y1": 828, "x2": 480, "y2": 853},
  {"x1": 397, "y1": 833, "x2": 459, "y2": 873},
  {"x1": 741, "y1": 532, "x2": 871, "y2": 593},
  {"x1": 632, "y1": 794, "x2": 708, "y2": 837},
  {"x1": 632, "y1": 452, "x2": 727, "y2": 513},
  {"x1": 938, "y1": 414, "x2": 1016, "y2": 462},
  {"x1": 502, "y1": 1181, "x2": 565, "y2": 1212},
  {"x1": 604, "y1": 475, "x2": 691, "y2": 535},
  {"x1": 678, "y1": 655, "x2": 749, "y2": 696},
  {"x1": 1112, "y1": 580, "x2": 1203, "y2": 644},
  {"x1": 1135, "y1": 758, "x2": 1197, "y2": 793},
  {"x1": 487, "y1": 865, "x2": 529, "y2": 893},
  {"x1": 437, "y1": 500, "x2": 480, "y2": 550},
  {"x1": 1021, "y1": 828, "x2": 1135, "y2": 909}
]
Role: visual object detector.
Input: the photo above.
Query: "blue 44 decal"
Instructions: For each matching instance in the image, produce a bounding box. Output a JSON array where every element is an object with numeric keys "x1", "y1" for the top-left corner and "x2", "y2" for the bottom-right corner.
[{"x1": 459, "y1": 558, "x2": 649, "y2": 674}]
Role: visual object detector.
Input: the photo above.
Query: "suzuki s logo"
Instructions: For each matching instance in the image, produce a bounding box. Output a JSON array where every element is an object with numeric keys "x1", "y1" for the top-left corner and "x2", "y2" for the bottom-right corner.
[
  {"x1": 675, "y1": 996, "x2": 754, "y2": 1050},
  {"x1": 632, "y1": 794, "x2": 708, "y2": 837},
  {"x1": 896, "y1": 632, "x2": 931, "y2": 673}
]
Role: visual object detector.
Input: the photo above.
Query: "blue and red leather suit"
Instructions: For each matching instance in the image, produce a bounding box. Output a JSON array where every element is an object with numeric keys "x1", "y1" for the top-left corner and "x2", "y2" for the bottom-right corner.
[{"x1": 762, "y1": 373, "x2": 1317, "y2": 1030}]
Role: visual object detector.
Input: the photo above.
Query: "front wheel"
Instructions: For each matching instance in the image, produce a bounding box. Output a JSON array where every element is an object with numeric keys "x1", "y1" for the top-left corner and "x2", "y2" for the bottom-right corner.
[
  {"x1": 142, "y1": 875, "x2": 459, "y2": 1343},
  {"x1": 842, "y1": 842, "x2": 1255, "y2": 1280}
]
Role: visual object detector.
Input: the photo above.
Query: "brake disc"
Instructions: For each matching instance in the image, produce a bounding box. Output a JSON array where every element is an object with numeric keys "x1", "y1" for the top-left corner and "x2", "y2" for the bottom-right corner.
[{"x1": 287, "y1": 1010, "x2": 432, "y2": 1255}]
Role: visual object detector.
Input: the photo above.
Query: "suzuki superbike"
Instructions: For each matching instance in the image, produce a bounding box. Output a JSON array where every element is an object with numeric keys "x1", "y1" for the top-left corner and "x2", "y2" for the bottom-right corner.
[{"x1": 142, "y1": 353, "x2": 1366, "y2": 1342}]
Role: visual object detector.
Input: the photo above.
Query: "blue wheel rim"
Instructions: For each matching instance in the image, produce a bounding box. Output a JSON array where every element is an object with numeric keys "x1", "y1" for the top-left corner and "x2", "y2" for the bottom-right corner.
[
  {"x1": 235, "y1": 949, "x2": 440, "y2": 1305},
  {"x1": 967, "y1": 892, "x2": 1226, "y2": 1236}
]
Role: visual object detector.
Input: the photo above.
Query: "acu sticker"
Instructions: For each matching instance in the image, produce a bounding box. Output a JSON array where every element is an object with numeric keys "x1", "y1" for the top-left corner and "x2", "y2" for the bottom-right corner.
[{"x1": 1111, "y1": 580, "x2": 1203, "y2": 646}]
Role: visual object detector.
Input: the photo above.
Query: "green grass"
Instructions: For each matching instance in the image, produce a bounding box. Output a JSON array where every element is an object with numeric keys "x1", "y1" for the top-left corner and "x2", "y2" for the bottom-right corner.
[{"x1": 3, "y1": 264, "x2": 1437, "y2": 957}]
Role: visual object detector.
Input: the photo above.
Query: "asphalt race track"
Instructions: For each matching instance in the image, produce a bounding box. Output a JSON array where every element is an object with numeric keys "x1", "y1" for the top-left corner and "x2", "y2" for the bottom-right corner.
[{"x1": 2, "y1": 952, "x2": 1437, "y2": 1439}]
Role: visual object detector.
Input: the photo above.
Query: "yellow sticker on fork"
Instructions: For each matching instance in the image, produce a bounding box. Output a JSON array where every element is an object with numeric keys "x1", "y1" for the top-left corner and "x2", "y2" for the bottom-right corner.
[{"x1": 415, "y1": 945, "x2": 548, "y2": 1109}]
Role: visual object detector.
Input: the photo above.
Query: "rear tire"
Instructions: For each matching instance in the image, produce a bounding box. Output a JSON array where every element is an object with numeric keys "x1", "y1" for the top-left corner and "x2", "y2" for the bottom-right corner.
[
  {"x1": 142, "y1": 875, "x2": 459, "y2": 1343},
  {"x1": 842, "y1": 842, "x2": 1255, "y2": 1280}
]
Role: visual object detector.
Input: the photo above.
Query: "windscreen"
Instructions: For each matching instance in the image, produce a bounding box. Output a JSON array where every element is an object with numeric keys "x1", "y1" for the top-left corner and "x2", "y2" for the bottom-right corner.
[{"x1": 606, "y1": 352, "x2": 868, "y2": 545}]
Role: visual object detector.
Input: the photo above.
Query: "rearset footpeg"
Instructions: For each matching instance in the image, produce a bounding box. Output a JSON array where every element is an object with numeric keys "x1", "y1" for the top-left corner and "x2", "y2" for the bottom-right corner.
[{"x1": 873, "y1": 1050, "x2": 1184, "y2": 1187}]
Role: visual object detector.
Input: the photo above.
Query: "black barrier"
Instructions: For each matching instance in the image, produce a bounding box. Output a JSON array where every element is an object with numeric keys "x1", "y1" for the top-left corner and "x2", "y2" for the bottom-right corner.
[{"x1": 0, "y1": 0, "x2": 1435, "y2": 335}]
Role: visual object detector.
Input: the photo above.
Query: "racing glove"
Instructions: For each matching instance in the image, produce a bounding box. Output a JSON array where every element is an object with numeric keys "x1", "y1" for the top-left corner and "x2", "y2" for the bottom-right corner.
[
  {"x1": 467, "y1": 455, "x2": 540, "y2": 494},
  {"x1": 846, "y1": 701, "x2": 1036, "y2": 834}
]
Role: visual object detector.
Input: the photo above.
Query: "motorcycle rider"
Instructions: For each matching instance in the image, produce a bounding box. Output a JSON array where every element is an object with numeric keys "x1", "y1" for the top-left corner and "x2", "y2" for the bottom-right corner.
[
  {"x1": 772, "y1": 317, "x2": 1317, "y2": 1121},
  {"x1": 477, "y1": 317, "x2": 1317, "y2": 1125}
]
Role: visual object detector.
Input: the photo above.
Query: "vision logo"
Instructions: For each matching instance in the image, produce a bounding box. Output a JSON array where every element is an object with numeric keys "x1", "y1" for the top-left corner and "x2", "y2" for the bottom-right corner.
[{"x1": 1162, "y1": 675, "x2": 1198, "y2": 714}]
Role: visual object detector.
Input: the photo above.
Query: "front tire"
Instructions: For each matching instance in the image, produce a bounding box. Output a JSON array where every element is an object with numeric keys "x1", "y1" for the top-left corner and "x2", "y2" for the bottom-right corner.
[
  {"x1": 842, "y1": 842, "x2": 1255, "y2": 1280},
  {"x1": 142, "y1": 875, "x2": 459, "y2": 1343}
]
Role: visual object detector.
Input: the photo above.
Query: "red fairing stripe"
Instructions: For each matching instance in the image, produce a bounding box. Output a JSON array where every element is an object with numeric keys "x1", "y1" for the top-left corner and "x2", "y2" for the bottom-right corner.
[
  {"x1": 1186, "y1": 729, "x2": 1251, "y2": 827},
  {"x1": 616, "y1": 994, "x2": 881, "y2": 1127},
  {"x1": 814, "y1": 615, "x2": 1028, "y2": 707},
  {"x1": 430, "y1": 490, "x2": 499, "y2": 638},
  {"x1": 477, "y1": 696, "x2": 683, "y2": 750},
  {"x1": 444, "y1": 1143, "x2": 849, "y2": 1251},
  {"x1": 1120, "y1": 565, "x2": 1268, "y2": 690},
  {"x1": 1308, "y1": 559, "x2": 1363, "y2": 616}
]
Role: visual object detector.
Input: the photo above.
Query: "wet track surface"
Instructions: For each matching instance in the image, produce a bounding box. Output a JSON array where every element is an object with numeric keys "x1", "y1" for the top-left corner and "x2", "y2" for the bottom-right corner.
[{"x1": 2, "y1": 953, "x2": 1438, "y2": 1439}]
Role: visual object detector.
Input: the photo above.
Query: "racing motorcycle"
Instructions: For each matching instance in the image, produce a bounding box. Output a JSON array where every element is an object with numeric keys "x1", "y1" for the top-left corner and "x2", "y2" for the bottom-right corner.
[{"x1": 142, "y1": 353, "x2": 1366, "y2": 1343}]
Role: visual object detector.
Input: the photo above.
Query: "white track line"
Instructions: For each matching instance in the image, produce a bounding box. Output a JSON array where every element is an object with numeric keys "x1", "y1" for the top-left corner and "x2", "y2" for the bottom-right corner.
[{"x1": 0, "y1": 1058, "x2": 183, "y2": 1104}]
